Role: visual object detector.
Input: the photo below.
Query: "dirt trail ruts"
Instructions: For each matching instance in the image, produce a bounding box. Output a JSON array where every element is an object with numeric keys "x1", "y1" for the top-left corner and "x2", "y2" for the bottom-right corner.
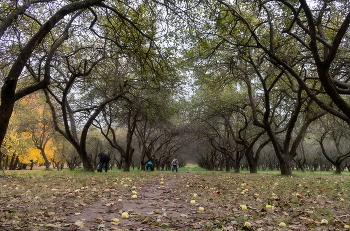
[{"x1": 68, "y1": 173, "x2": 204, "y2": 231}]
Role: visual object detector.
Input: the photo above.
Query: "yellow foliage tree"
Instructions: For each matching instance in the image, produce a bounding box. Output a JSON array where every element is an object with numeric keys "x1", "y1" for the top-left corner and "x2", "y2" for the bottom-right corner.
[
  {"x1": 2, "y1": 123, "x2": 36, "y2": 169},
  {"x1": 2, "y1": 92, "x2": 60, "y2": 170}
]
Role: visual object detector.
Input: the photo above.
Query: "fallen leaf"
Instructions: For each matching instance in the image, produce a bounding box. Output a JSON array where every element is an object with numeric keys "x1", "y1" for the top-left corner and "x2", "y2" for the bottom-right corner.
[
  {"x1": 97, "y1": 224, "x2": 105, "y2": 229},
  {"x1": 75, "y1": 221, "x2": 85, "y2": 227},
  {"x1": 46, "y1": 224, "x2": 61, "y2": 228}
]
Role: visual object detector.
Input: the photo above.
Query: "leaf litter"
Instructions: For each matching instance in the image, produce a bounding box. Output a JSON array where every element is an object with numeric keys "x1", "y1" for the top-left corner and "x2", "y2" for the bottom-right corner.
[{"x1": 0, "y1": 171, "x2": 349, "y2": 230}]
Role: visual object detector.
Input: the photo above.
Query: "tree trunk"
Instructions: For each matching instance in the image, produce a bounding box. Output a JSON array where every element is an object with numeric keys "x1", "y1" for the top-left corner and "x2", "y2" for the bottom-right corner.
[
  {"x1": 279, "y1": 157, "x2": 293, "y2": 176},
  {"x1": 81, "y1": 155, "x2": 94, "y2": 171},
  {"x1": 30, "y1": 160, "x2": 34, "y2": 170},
  {"x1": 233, "y1": 151, "x2": 242, "y2": 173},
  {"x1": 4, "y1": 155, "x2": 8, "y2": 170},
  {"x1": 12, "y1": 156, "x2": 20, "y2": 170},
  {"x1": 123, "y1": 160, "x2": 131, "y2": 172},
  {"x1": 0, "y1": 152, "x2": 3, "y2": 170},
  {"x1": 233, "y1": 161, "x2": 240, "y2": 173},
  {"x1": 9, "y1": 154, "x2": 16, "y2": 170},
  {"x1": 246, "y1": 149, "x2": 258, "y2": 173},
  {"x1": 219, "y1": 159, "x2": 224, "y2": 171},
  {"x1": 335, "y1": 163, "x2": 342, "y2": 174},
  {"x1": 116, "y1": 158, "x2": 123, "y2": 169},
  {"x1": 140, "y1": 160, "x2": 145, "y2": 171},
  {"x1": 225, "y1": 158, "x2": 230, "y2": 172},
  {"x1": 0, "y1": 98, "x2": 15, "y2": 154},
  {"x1": 122, "y1": 149, "x2": 134, "y2": 172},
  {"x1": 40, "y1": 149, "x2": 51, "y2": 170},
  {"x1": 249, "y1": 165, "x2": 258, "y2": 174}
]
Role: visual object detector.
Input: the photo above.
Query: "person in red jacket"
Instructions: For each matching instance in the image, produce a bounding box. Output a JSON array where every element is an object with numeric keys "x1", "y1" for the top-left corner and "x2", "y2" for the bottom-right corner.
[{"x1": 97, "y1": 152, "x2": 110, "y2": 172}]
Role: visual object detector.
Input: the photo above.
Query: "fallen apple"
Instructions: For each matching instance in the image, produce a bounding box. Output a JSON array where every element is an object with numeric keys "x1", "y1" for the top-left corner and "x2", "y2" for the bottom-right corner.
[
  {"x1": 320, "y1": 219, "x2": 328, "y2": 224},
  {"x1": 278, "y1": 222, "x2": 286, "y2": 227},
  {"x1": 121, "y1": 212, "x2": 129, "y2": 219},
  {"x1": 244, "y1": 221, "x2": 251, "y2": 228},
  {"x1": 111, "y1": 218, "x2": 120, "y2": 223}
]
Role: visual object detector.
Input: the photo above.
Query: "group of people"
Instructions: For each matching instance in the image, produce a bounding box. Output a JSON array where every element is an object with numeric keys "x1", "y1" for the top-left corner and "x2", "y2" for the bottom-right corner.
[
  {"x1": 145, "y1": 159, "x2": 179, "y2": 172},
  {"x1": 144, "y1": 159, "x2": 179, "y2": 172},
  {"x1": 97, "y1": 152, "x2": 179, "y2": 173}
]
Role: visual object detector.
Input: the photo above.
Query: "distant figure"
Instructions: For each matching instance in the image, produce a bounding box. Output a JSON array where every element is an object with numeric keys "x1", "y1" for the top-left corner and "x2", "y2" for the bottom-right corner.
[
  {"x1": 145, "y1": 161, "x2": 154, "y2": 171},
  {"x1": 97, "y1": 153, "x2": 110, "y2": 172},
  {"x1": 171, "y1": 159, "x2": 179, "y2": 172}
]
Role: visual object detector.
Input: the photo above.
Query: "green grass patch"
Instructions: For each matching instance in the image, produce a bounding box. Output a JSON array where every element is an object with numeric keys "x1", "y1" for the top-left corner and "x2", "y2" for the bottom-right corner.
[{"x1": 179, "y1": 164, "x2": 207, "y2": 172}]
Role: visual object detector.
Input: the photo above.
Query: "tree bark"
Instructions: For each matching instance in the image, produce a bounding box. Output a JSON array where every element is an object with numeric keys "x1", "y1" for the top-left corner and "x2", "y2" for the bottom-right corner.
[
  {"x1": 30, "y1": 160, "x2": 34, "y2": 170},
  {"x1": 123, "y1": 149, "x2": 134, "y2": 172},
  {"x1": 38, "y1": 147, "x2": 51, "y2": 170},
  {"x1": 279, "y1": 156, "x2": 293, "y2": 176},
  {"x1": 12, "y1": 156, "x2": 20, "y2": 170},
  {"x1": 9, "y1": 154, "x2": 16, "y2": 170},
  {"x1": 335, "y1": 164, "x2": 342, "y2": 174}
]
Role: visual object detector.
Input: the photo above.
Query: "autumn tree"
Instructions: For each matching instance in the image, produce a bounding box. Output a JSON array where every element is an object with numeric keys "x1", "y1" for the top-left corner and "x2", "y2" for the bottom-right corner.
[
  {"x1": 16, "y1": 93, "x2": 56, "y2": 170},
  {"x1": 1, "y1": 126, "x2": 32, "y2": 170},
  {"x1": 0, "y1": 0, "x2": 105, "y2": 159},
  {"x1": 1, "y1": 93, "x2": 56, "y2": 170}
]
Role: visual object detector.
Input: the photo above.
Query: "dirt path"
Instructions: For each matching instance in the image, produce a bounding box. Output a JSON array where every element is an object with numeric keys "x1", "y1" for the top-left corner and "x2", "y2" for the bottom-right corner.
[{"x1": 67, "y1": 173, "x2": 206, "y2": 231}]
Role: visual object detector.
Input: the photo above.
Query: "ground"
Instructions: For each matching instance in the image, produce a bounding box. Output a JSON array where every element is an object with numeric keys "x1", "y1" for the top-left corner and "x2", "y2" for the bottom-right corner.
[
  {"x1": 68, "y1": 176, "x2": 200, "y2": 230},
  {"x1": 0, "y1": 168, "x2": 350, "y2": 230}
]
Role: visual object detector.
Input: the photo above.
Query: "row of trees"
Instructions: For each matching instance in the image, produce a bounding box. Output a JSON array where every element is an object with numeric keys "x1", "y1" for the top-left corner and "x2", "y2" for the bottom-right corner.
[
  {"x1": 0, "y1": 0, "x2": 186, "y2": 172},
  {"x1": 1, "y1": 90, "x2": 187, "y2": 171},
  {"x1": 182, "y1": 0, "x2": 350, "y2": 175},
  {"x1": 1, "y1": 0, "x2": 350, "y2": 175}
]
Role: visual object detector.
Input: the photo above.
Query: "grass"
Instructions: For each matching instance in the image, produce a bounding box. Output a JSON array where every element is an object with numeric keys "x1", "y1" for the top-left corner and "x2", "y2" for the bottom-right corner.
[
  {"x1": 0, "y1": 166, "x2": 350, "y2": 230},
  {"x1": 23, "y1": 164, "x2": 350, "y2": 175},
  {"x1": 179, "y1": 164, "x2": 207, "y2": 172}
]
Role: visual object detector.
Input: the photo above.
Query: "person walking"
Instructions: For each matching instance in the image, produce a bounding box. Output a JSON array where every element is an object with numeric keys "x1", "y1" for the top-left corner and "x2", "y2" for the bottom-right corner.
[
  {"x1": 171, "y1": 158, "x2": 179, "y2": 172},
  {"x1": 97, "y1": 152, "x2": 110, "y2": 172}
]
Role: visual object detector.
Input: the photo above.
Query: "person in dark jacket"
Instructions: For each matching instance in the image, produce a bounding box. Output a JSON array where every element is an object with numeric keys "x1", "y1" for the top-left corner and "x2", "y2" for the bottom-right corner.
[{"x1": 97, "y1": 152, "x2": 110, "y2": 172}]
